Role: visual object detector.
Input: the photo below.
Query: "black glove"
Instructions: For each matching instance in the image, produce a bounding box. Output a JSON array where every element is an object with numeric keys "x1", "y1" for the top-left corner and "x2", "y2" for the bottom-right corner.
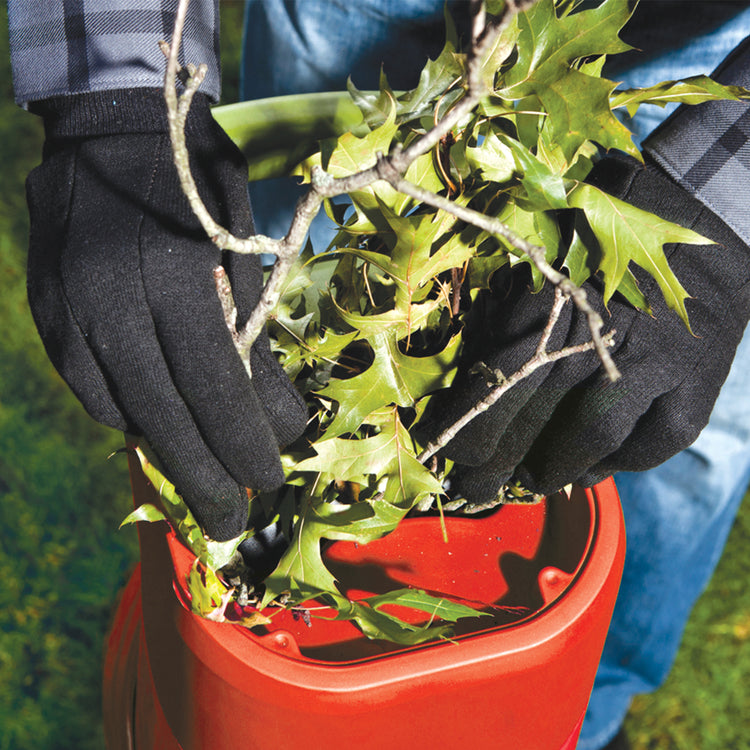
[
  {"x1": 427, "y1": 150, "x2": 750, "y2": 504},
  {"x1": 25, "y1": 89, "x2": 306, "y2": 541},
  {"x1": 430, "y1": 36, "x2": 750, "y2": 504}
]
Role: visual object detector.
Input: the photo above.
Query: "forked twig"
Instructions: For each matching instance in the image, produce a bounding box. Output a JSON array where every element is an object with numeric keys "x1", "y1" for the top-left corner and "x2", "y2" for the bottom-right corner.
[
  {"x1": 417, "y1": 288, "x2": 616, "y2": 464},
  {"x1": 163, "y1": 0, "x2": 619, "y2": 409},
  {"x1": 162, "y1": 0, "x2": 617, "y2": 366},
  {"x1": 373, "y1": 164, "x2": 619, "y2": 380}
]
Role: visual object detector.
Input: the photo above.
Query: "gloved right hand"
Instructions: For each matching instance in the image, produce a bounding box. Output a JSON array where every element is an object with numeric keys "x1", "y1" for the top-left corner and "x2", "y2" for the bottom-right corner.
[
  {"x1": 422, "y1": 152, "x2": 750, "y2": 505},
  {"x1": 25, "y1": 89, "x2": 307, "y2": 541}
]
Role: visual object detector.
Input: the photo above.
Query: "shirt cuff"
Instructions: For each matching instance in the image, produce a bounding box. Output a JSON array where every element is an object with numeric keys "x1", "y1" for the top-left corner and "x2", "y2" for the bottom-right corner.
[{"x1": 7, "y1": 0, "x2": 221, "y2": 106}]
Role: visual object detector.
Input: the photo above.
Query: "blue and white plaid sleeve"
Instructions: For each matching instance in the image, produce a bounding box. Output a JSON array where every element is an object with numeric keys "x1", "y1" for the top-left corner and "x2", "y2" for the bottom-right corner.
[
  {"x1": 7, "y1": 0, "x2": 221, "y2": 106},
  {"x1": 645, "y1": 35, "x2": 750, "y2": 247}
]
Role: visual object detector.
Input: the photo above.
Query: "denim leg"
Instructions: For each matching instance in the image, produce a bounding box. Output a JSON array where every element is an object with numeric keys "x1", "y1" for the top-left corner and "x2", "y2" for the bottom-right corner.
[
  {"x1": 579, "y1": 12, "x2": 750, "y2": 748},
  {"x1": 240, "y1": 0, "x2": 462, "y2": 250},
  {"x1": 578, "y1": 324, "x2": 750, "y2": 749}
]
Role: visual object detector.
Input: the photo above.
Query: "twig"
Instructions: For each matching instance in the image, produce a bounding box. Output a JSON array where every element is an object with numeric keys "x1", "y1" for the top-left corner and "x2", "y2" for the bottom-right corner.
[
  {"x1": 470, "y1": 0, "x2": 487, "y2": 48},
  {"x1": 417, "y1": 295, "x2": 616, "y2": 464},
  {"x1": 212, "y1": 267, "x2": 253, "y2": 380},
  {"x1": 163, "y1": 0, "x2": 550, "y2": 360},
  {"x1": 373, "y1": 164, "x2": 620, "y2": 381},
  {"x1": 537, "y1": 286, "x2": 567, "y2": 356},
  {"x1": 162, "y1": 6, "x2": 273, "y2": 259},
  {"x1": 164, "y1": 0, "x2": 620, "y2": 441},
  {"x1": 213, "y1": 266, "x2": 237, "y2": 334}
]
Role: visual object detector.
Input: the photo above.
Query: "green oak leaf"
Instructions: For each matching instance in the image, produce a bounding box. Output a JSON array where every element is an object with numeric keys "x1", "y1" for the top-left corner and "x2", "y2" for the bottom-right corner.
[
  {"x1": 322, "y1": 99, "x2": 400, "y2": 216},
  {"x1": 465, "y1": 130, "x2": 516, "y2": 184},
  {"x1": 395, "y1": 38, "x2": 463, "y2": 123},
  {"x1": 264, "y1": 415, "x2": 443, "y2": 606},
  {"x1": 541, "y1": 70, "x2": 638, "y2": 161},
  {"x1": 569, "y1": 181, "x2": 716, "y2": 328},
  {"x1": 563, "y1": 226, "x2": 651, "y2": 314},
  {"x1": 262, "y1": 501, "x2": 364, "y2": 600},
  {"x1": 318, "y1": 332, "x2": 461, "y2": 439},
  {"x1": 615, "y1": 267, "x2": 652, "y2": 315},
  {"x1": 323, "y1": 99, "x2": 397, "y2": 177},
  {"x1": 611, "y1": 77, "x2": 750, "y2": 118},
  {"x1": 501, "y1": 0, "x2": 633, "y2": 95},
  {"x1": 187, "y1": 559, "x2": 230, "y2": 618},
  {"x1": 366, "y1": 589, "x2": 489, "y2": 624},
  {"x1": 398, "y1": 152, "x2": 445, "y2": 214},
  {"x1": 490, "y1": 200, "x2": 561, "y2": 290},
  {"x1": 497, "y1": 131, "x2": 568, "y2": 209},
  {"x1": 498, "y1": 0, "x2": 637, "y2": 160},
  {"x1": 466, "y1": 253, "x2": 510, "y2": 291},
  {"x1": 119, "y1": 502, "x2": 167, "y2": 528},
  {"x1": 338, "y1": 208, "x2": 470, "y2": 313},
  {"x1": 346, "y1": 69, "x2": 397, "y2": 129},
  {"x1": 341, "y1": 600, "x2": 454, "y2": 645},
  {"x1": 346, "y1": 29, "x2": 462, "y2": 131},
  {"x1": 295, "y1": 411, "x2": 444, "y2": 508}
]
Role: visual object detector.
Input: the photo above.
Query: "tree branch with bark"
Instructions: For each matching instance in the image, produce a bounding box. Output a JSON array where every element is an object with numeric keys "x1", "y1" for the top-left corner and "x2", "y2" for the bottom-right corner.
[{"x1": 161, "y1": 0, "x2": 618, "y2": 384}]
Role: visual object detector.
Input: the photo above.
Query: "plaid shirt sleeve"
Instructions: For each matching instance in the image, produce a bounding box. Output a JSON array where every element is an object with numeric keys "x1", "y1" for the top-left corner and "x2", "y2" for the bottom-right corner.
[
  {"x1": 7, "y1": 0, "x2": 221, "y2": 106},
  {"x1": 645, "y1": 36, "x2": 750, "y2": 247}
]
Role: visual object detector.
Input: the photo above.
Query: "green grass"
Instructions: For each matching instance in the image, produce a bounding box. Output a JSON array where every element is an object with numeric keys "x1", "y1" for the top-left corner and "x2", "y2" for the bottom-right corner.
[
  {"x1": 1, "y1": 4, "x2": 748, "y2": 749},
  {"x1": 0, "y1": 10, "x2": 138, "y2": 750},
  {"x1": 624, "y1": 500, "x2": 750, "y2": 749}
]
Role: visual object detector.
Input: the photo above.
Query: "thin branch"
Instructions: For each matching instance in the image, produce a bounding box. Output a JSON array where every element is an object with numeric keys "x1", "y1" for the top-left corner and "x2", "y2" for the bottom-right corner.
[
  {"x1": 470, "y1": 0, "x2": 487, "y2": 48},
  {"x1": 162, "y1": 11, "x2": 271, "y2": 258},
  {"x1": 417, "y1": 296, "x2": 616, "y2": 464},
  {"x1": 164, "y1": 0, "x2": 620, "y2": 425},
  {"x1": 163, "y1": 0, "x2": 543, "y2": 355},
  {"x1": 536, "y1": 286, "x2": 567, "y2": 356},
  {"x1": 212, "y1": 266, "x2": 253, "y2": 380},
  {"x1": 213, "y1": 266, "x2": 237, "y2": 334},
  {"x1": 374, "y1": 163, "x2": 621, "y2": 381}
]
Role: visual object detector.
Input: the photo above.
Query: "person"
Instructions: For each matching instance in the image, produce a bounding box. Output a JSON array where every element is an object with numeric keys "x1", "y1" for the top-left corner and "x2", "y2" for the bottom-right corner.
[
  {"x1": 7, "y1": 2, "x2": 750, "y2": 749},
  {"x1": 242, "y1": 6, "x2": 750, "y2": 749}
]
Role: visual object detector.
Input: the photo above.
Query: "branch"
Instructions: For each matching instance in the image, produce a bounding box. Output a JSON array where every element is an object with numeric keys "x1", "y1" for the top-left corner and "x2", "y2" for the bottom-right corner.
[
  {"x1": 163, "y1": 0, "x2": 544, "y2": 361},
  {"x1": 417, "y1": 290, "x2": 616, "y2": 464},
  {"x1": 164, "y1": 0, "x2": 620, "y2": 451},
  {"x1": 162, "y1": 4, "x2": 279, "y2": 261},
  {"x1": 375, "y1": 164, "x2": 621, "y2": 381}
]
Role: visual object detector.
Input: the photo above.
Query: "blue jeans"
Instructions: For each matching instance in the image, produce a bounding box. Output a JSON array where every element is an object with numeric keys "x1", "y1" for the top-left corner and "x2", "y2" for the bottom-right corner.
[
  {"x1": 577, "y1": 9, "x2": 750, "y2": 748},
  {"x1": 240, "y1": 4, "x2": 750, "y2": 748}
]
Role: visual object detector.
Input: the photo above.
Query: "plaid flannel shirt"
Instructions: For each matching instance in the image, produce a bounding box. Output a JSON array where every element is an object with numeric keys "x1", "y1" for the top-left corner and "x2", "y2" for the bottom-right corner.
[
  {"x1": 7, "y1": 0, "x2": 221, "y2": 105},
  {"x1": 645, "y1": 35, "x2": 750, "y2": 248}
]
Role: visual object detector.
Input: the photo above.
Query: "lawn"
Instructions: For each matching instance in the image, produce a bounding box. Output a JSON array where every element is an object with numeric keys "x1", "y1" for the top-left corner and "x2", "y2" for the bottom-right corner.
[
  {"x1": 624, "y1": 502, "x2": 750, "y2": 749},
  {"x1": 0, "y1": 3, "x2": 748, "y2": 748}
]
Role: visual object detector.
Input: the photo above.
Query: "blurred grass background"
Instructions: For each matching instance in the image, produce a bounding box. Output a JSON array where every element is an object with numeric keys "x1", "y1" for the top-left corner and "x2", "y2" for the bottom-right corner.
[{"x1": 0, "y1": 2, "x2": 748, "y2": 748}]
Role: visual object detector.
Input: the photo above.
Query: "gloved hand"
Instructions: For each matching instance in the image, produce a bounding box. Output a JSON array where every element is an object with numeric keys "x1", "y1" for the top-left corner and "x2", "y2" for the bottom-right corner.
[
  {"x1": 427, "y1": 150, "x2": 750, "y2": 505},
  {"x1": 25, "y1": 89, "x2": 306, "y2": 541}
]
